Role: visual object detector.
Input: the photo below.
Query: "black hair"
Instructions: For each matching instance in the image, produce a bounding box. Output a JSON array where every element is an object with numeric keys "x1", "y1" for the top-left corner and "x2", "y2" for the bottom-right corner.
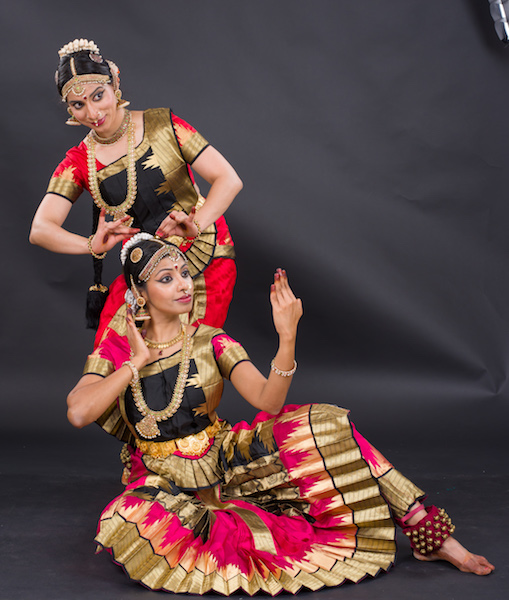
[{"x1": 56, "y1": 50, "x2": 112, "y2": 97}]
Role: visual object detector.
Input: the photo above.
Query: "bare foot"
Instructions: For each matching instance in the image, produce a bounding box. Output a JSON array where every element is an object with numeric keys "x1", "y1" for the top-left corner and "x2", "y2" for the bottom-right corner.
[{"x1": 413, "y1": 536, "x2": 494, "y2": 575}]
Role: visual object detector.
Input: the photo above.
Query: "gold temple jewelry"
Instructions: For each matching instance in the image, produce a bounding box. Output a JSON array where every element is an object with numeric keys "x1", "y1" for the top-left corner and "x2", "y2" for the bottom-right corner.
[
  {"x1": 186, "y1": 218, "x2": 203, "y2": 243},
  {"x1": 144, "y1": 324, "x2": 185, "y2": 350},
  {"x1": 139, "y1": 245, "x2": 187, "y2": 282},
  {"x1": 85, "y1": 113, "x2": 137, "y2": 219},
  {"x1": 135, "y1": 419, "x2": 221, "y2": 458},
  {"x1": 130, "y1": 247, "x2": 143, "y2": 263},
  {"x1": 270, "y1": 359, "x2": 297, "y2": 377},
  {"x1": 87, "y1": 234, "x2": 107, "y2": 259},
  {"x1": 66, "y1": 106, "x2": 81, "y2": 126},
  {"x1": 61, "y1": 72, "x2": 111, "y2": 99},
  {"x1": 122, "y1": 360, "x2": 139, "y2": 383},
  {"x1": 58, "y1": 39, "x2": 109, "y2": 100},
  {"x1": 129, "y1": 275, "x2": 151, "y2": 321},
  {"x1": 115, "y1": 88, "x2": 130, "y2": 109},
  {"x1": 90, "y1": 109, "x2": 130, "y2": 145},
  {"x1": 131, "y1": 329, "x2": 193, "y2": 439}
]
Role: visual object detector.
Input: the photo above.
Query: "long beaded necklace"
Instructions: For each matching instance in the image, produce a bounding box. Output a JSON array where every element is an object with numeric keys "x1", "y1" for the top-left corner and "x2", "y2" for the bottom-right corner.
[
  {"x1": 85, "y1": 110, "x2": 137, "y2": 219},
  {"x1": 132, "y1": 329, "x2": 193, "y2": 439}
]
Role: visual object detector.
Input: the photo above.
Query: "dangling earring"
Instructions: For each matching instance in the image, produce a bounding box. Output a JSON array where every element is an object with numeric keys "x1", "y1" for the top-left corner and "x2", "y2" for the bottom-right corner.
[
  {"x1": 115, "y1": 89, "x2": 130, "y2": 109},
  {"x1": 130, "y1": 276, "x2": 151, "y2": 321},
  {"x1": 66, "y1": 107, "x2": 81, "y2": 126},
  {"x1": 135, "y1": 296, "x2": 151, "y2": 321}
]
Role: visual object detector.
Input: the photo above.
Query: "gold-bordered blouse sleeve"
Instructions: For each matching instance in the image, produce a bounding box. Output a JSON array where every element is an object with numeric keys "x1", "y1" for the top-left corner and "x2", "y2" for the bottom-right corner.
[
  {"x1": 46, "y1": 175, "x2": 82, "y2": 203},
  {"x1": 211, "y1": 331, "x2": 250, "y2": 380},
  {"x1": 83, "y1": 354, "x2": 115, "y2": 378},
  {"x1": 171, "y1": 113, "x2": 209, "y2": 164},
  {"x1": 46, "y1": 147, "x2": 86, "y2": 203}
]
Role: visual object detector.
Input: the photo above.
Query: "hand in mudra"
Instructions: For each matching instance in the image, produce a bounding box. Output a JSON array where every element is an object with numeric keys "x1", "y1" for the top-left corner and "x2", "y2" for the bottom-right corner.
[
  {"x1": 156, "y1": 207, "x2": 200, "y2": 239},
  {"x1": 125, "y1": 309, "x2": 150, "y2": 368},
  {"x1": 91, "y1": 209, "x2": 140, "y2": 254},
  {"x1": 270, "y1": 269, "x2": 303, "y2": 340}
]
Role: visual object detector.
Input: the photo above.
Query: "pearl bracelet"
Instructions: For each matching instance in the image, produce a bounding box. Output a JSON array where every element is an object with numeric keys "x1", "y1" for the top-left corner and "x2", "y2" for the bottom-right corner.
[
  {"x1": 122, "y1": 360, "x2": 140, "y2": 383},
  {"x1": 88, "y1": 234, "x2": 107, "y2": 259},
  {"x1": 270, "y1": 359, "x2": 297, "y2": 377}
]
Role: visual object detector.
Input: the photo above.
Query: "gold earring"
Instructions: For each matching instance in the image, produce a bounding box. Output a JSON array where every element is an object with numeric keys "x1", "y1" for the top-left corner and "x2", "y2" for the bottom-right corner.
[
  {"x1": 115, "y1": 89, "x2": 130, "y2": 109},
  {"x1": 130, "y1": 276, "x2": 151, "y2": 321},
  {"x1": 135, "y1": 296, "x2": 151, "y2": 321},
  {"x1": 66, "y1": 107, "x2": 81, "y2": 126}
]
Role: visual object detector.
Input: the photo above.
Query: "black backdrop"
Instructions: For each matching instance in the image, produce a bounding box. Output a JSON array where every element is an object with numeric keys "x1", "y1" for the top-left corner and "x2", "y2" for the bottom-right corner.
[{"x1": 1, "y1": 0, "x2": 509, "y2": 449}]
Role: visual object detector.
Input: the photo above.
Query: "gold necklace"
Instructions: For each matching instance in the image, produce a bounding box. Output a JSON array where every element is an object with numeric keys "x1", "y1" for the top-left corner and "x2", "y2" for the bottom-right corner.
[
  {"x1": 144, "y1": 325, "x2": 185, "y2": 354},
  {"x1": 132, "y1": 330, "x2": 193, "y2": 439},
  {"x1": 90, "y1": 109, "x2": 131, "y2": 145},
  {"x1": 85, "y1": 113, "x2": 137, "y2": 219}
]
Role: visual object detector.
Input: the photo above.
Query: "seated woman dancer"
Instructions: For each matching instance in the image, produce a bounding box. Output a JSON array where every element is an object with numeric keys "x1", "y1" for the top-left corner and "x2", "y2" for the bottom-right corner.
[
  {"x1": 67, "y1": 234, "x2": 494, "y2": 595},
  {"x1": 30, "y1": 38, "x2": 242, "y2": 346}
]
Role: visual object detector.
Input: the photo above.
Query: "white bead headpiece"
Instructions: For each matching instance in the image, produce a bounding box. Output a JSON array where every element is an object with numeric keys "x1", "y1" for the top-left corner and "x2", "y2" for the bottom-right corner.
[{"x1": 58, "y1": 38, "x2": 100, "y2": 58}]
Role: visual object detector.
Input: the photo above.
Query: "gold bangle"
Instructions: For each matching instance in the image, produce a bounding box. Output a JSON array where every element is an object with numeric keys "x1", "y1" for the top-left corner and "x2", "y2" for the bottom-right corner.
[
  {"x1": 87, "y1": 234, "x2": 107, "y2": 259},
  {"x1": 270, "y1": 359, "x2": 297, "y2": 377},
  {"x1": 186, "y1": 219, "x2": 202, "y2": 243},
  {"x1": 122, "y1": 360, "x2": 139, "y2": 383}
]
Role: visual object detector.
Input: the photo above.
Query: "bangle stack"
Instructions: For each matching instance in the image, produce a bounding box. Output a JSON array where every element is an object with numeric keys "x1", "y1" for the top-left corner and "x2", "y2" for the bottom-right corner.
[
  {"x1": 88, "y1": 234, "x2": 107, "y2": 259},
  {"x1": 122, "y1": 360, "x2": 140, "y2": 383},
  {"x1": 270, "y1": 359, "x2": 297, "y2": 377}
]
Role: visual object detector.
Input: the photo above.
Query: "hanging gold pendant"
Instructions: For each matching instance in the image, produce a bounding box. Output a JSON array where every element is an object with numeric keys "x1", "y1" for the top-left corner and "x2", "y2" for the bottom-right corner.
[{"x1": 136, "y1": 414, "x2": 161, "y2": 439}]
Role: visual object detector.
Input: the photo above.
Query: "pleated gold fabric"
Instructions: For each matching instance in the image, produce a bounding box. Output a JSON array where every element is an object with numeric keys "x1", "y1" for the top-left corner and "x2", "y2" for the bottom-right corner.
[{"x1": 94, "y1": 404, "x2": 424, "y2": 595}]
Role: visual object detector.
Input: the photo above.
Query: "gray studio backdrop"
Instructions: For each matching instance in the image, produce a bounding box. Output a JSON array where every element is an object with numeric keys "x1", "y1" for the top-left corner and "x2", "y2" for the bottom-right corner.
[{"x1": 1, "y1": 0, "x2": 508, "y2": 447}]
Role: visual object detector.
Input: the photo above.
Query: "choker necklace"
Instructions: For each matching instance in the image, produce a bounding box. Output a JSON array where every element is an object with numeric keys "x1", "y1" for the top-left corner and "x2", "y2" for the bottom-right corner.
[
  {"x1": 90, "y1": 109, "x2": 130, "y2": 145},
  {"x1": 85, "y1": 111, "x2": 137, "y2": 219},
  {"x1": 132, "y1": 329, "x2": 193, "y2": 439},
  {"x1": 144, "y1": 325, "x2": 185, "y2": 355}
]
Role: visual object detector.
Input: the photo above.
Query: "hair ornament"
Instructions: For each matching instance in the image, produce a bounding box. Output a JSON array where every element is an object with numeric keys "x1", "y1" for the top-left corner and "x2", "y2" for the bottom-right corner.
[
  {"x1": 58, "y1": 38, "x2": 100, "y2": 58},
  {"x1": 106, "y1": 60, "x2": 121, "y2": 90},
  {"x1": 120, "y1": 233, "x2": 154, "y2": 265},
  {"x1": 57, "y1": 39, "x2": 112, "y2": 99},
  {"x1": 61, "y1": 73, "x2": 110, "y2": 100},
  {"x1": 130, "y1": 247, "x2": 143, "y2": 263},
  {"x1": 139, "y1": 245, "x2": 187, "y2": 282}
]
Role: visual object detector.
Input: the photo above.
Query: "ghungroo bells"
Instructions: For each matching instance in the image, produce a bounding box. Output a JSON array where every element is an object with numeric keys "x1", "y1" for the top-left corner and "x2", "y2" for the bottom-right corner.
[{"x1": 402, "y1": 506, "x2": 455, "y2": 555}]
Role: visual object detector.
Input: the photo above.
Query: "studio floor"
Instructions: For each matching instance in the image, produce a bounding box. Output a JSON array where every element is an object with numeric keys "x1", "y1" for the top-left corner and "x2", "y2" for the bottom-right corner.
[{"x1": 1, "y1": 427, "x2": 507, "y2": 600}]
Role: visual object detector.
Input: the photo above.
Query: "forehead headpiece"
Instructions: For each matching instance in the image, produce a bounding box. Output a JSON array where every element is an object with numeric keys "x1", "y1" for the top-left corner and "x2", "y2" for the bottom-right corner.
[
  {"x1": 57, "y1": 38, "x2": 120, "y2": 101},
  {"x1": 121, "y1": 233, "x2": 187, "y2": 283}
]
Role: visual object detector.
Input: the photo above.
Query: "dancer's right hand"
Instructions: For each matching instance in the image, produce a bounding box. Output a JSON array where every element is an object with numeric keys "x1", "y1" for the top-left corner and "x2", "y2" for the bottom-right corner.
[
  {"x1": 90, "y1": 209, "x2": 140, "y2": 254},
  {"x1": 125, "y1": 309, "x2": 150, "y2": 369}
]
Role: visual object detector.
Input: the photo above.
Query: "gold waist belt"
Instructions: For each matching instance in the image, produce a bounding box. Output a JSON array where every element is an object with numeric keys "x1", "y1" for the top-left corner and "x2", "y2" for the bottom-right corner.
[{"x1": 135, "y1": 419, "x2": 222, "y2": 458}]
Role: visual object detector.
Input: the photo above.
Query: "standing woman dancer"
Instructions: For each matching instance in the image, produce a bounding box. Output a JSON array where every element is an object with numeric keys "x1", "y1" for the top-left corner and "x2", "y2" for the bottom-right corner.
[
  {"x1": 30, "y1": 38, "x2": 242, "y2": 345},
  {"x1": 67, "y1": 235, "x2": 494, "y2": 595}
]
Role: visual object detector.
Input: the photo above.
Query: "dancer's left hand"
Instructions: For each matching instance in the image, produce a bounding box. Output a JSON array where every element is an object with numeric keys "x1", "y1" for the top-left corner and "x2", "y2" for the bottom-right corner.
[{"x1": 270, "y1": 269, "x2": 303, "y2": 340}]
